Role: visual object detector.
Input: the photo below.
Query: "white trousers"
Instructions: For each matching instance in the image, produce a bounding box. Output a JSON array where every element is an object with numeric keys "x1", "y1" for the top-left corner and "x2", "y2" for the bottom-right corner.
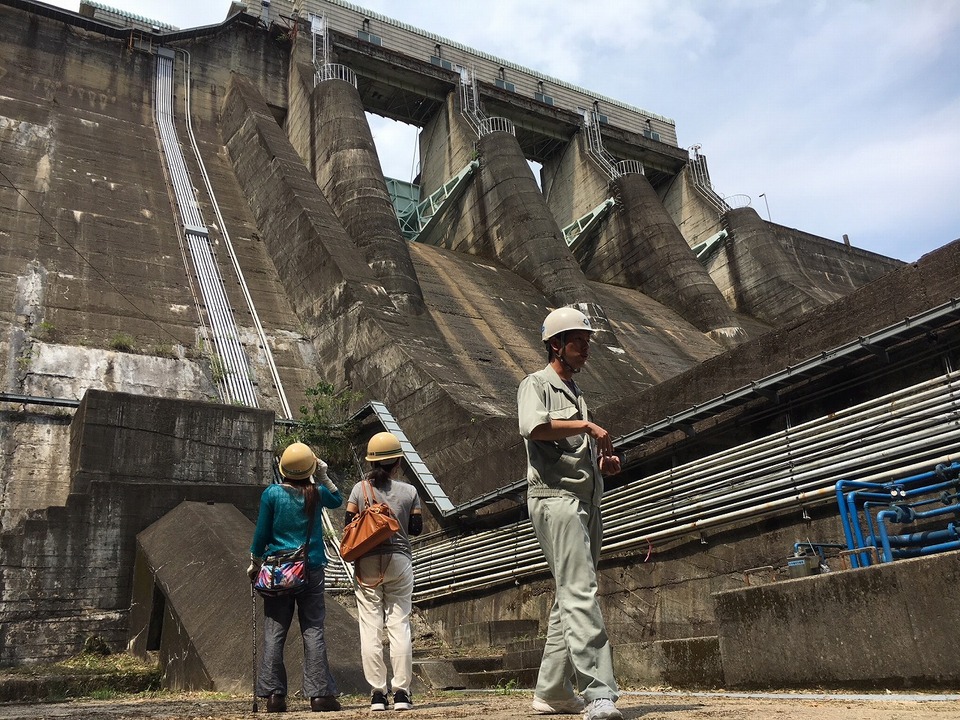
[{"x1": 354, "y1": 552, "x2": 414, "y2": 694}]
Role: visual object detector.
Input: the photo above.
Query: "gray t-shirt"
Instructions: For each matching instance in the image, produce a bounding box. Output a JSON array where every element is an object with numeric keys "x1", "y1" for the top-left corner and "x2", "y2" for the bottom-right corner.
[{"x1": 347, "y1": 477, "x2": 421, "y2": 558}]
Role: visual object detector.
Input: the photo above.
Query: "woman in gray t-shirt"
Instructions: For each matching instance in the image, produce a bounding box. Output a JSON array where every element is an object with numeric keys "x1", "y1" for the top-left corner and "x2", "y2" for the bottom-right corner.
[{"x1": 344, "y1": 432, "x2": 422, "y2": 711}]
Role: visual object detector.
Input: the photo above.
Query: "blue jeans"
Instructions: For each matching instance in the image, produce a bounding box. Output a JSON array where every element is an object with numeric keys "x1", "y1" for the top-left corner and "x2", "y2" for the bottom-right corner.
[{"x1": 258, "y1": 568, "x2": 338, "y2": 698}]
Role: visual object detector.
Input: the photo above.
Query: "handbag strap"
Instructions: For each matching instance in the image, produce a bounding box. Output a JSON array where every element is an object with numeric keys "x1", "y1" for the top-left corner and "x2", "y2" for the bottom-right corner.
[
  {"x1": 359, "y1": 479, "x2": 380, "y2": 511},
  {"x1": 304, "y1": 502, "x2": 316, "y2": 556}
]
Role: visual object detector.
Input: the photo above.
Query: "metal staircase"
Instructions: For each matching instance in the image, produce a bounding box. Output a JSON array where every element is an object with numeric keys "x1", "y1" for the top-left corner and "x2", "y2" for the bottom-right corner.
[
  {"x1": 458, "y1": 68, "x2": 515, "y2": 138},
  {"x1": 393, "y1": 161, "x2": 480, "y2": 243},
  {"x1": 359, "y1": 402, "x2": 455, "y2": 517},
  {"x1": 309, "y1": 13, "x2": 357, "y2": 88},
  {"x1": 562, "y1": 198, "x2": 617, "y2": 250},
  {"x1": 583, "y1": 106, "x2": 644, "y2": 181},
  {"x1": 687, "y1": 145, "x2": 731, "y2": 215}
]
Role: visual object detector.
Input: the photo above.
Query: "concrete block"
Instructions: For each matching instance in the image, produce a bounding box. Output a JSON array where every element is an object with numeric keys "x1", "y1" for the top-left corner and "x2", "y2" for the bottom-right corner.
[
  {"x1": 714, "y1": 549, "x2": 960, "y2": 689},
  {"x1": 130, "y1": 501, "x2": 367, "y2": 694}
]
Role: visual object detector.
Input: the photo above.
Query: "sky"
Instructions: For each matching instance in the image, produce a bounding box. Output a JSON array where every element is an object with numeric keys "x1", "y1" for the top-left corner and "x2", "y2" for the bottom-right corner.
[{"x1": 42, "y1": 0, "x2": 960, "y2": 262}]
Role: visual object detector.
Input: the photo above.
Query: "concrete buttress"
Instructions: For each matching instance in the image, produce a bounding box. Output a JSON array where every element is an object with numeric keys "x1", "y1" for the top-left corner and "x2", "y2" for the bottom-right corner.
[
  {"x1": 593, "y1": 173, "x2": 744, "y2": 346},
  {"x1": 219, "y1": 72, "x2": 529, "y2": 505},
  {"x1": 545, "y1": 134, "x2": 743, "y2": 346},
  {"x1": 288, "y1": 58, "x2": 429, "y2": 317},
  {"x1": 419, "y1": 94, "x2": 602, "y2": 314},
  {"x1": 720, "y1": 207, "x2": 894, "y2": 325}
]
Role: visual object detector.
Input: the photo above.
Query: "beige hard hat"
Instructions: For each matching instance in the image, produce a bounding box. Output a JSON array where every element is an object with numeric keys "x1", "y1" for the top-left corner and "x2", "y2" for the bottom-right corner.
[
  {"x1": 541, "y1": 307, "x2": 595, "y2": 342},
  {"x1": 278, "y1": 442, "x2": 317, "y2": 480},
  {"x1": 366, "y1": 431, "x2": 404, "y2": 462}
]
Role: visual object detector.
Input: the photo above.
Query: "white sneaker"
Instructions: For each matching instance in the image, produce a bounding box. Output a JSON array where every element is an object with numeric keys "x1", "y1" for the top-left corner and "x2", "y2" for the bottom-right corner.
[
  {"x1": 532, "y1": 695, "x2": 586, "y2": 714},
  {"x1": 582, "y1": 698, "x2": 622, "y2": 720}
]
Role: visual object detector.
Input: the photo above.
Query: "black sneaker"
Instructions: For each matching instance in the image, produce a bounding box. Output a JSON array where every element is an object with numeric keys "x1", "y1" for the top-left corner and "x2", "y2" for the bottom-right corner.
[
  {"x1": 392, "y1": 689, "x2": 412, "y2": 711},
  {"x1": 370, "y1": 691, "x2": 388, "y2": 712}
]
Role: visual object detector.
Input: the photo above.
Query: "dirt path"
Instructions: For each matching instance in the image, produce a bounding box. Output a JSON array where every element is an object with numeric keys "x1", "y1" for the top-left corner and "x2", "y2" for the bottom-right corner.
[{"x1": 1, "y1": 690, "x2": 958, "y2": 720}]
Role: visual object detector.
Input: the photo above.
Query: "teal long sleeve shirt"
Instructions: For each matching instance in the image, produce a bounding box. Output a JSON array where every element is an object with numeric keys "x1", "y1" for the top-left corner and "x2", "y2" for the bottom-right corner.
[{"x1": 250, "y1": 483, "x2": 343, "y2": 568}]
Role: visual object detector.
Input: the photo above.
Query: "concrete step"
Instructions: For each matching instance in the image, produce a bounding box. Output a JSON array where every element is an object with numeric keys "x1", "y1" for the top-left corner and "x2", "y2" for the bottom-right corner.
[
  {"x1": 453, "y1": 619, "x2": 539, "y2": 648},
  {"x1": 450, "y1": 656, "x2": 504, "y2": 673},
  {"x1": 503, "y1": 645, "x2": 543, "y2": 671},
  {"x1": 456, "y1": 666, "x2": 539, "y2": 690},
  {"x1": 414, "y1": 654, "x2": 506, "y2": 691}
]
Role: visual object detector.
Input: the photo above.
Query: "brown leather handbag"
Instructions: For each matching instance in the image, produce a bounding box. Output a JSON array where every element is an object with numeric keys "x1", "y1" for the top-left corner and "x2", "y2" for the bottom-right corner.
[{"x1": 339, "y1": 481, "x2": 401, "y2": 562}]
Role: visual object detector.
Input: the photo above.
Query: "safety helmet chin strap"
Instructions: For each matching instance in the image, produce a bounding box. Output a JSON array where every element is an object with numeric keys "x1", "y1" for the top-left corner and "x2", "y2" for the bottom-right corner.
[{"x1": 553, "y1": 332, "x2": 581, "y2": 374}]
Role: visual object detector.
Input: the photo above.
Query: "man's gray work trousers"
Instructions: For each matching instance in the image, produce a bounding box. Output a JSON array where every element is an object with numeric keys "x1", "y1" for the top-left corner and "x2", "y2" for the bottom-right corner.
[{"x1": 528, "y1": 495, "x2": 619, "y2": 703}]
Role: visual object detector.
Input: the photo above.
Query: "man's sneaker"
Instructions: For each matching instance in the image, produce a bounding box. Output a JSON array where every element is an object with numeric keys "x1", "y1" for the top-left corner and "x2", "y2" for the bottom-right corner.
[
  {"x1": 582, "y1": 698, "x2": 622, "y2": 720},
  {"x1": 370, "y1": 691, "x2": 388, "y2": 712},
  {"x1": 532, "y1": 695, "x2": 586, "y2": 714},
  {"x1": 392, "y1": 689, "x2": 413, "y2": 711}
]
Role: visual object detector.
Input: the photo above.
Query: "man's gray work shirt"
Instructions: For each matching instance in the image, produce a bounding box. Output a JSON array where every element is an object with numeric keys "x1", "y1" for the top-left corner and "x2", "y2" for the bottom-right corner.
[{"x1": 518, "y1": 364, "x2": 602, "y2": 506}]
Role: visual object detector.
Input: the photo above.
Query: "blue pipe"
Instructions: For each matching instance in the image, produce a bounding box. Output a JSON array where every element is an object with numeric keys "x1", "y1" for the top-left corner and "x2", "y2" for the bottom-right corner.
[
  {"x1": 890, "y1": 538, "x2": 960, "y2": 558},
  {"x1": 883, "y1": 525, "x2": 959, "y2": 547},
  {"x1": 835, "y1": 464, "x2": 960, "y2": 566},
  {"x1": 847, "y1": 491, "x2": 902, "y2": 566},
  {"x1": 876, "y1": 504, "x2": 960, "y2": 561},
  {"x1": 836, "y1": 480, "x2": 889, "y2": 567}
]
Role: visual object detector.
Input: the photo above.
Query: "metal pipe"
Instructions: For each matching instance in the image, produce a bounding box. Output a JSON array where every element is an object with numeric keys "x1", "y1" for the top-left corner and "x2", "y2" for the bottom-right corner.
[
  {"x1": 413, "y1": 364, "x2": 960, "y2": 599},
  {"x1": 840, "y1": 465, "x2": 960, "y2": 564},
  {"x1": 155, "y1": 52, "x2": 259, "y2": 407},
  {"x1": 891, "y1": 539, "x2": 960, "y2": 558},
  {"x1": 176, "y1": 48, "x2": 289, "y2": 417},
  {"x1": 606, "y1": 379, "x2": 960, "y2": 519}
]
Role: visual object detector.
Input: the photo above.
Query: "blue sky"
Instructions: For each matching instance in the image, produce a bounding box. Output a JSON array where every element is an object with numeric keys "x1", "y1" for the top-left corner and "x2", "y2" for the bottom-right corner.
[{"x1": 44, "y1": 0, "x2": 960, "y2": 262}]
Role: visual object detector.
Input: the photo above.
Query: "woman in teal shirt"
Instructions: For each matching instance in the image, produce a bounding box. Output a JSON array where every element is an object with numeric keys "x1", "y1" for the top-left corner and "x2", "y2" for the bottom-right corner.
[{"x1": 248, "y1": 442, "x2": 343, "y2": 713}]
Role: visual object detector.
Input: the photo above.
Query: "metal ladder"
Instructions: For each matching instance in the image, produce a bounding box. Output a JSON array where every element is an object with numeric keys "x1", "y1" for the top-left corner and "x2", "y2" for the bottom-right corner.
[
  {"x1": 309, "y1": 13, "x2": 357, "y2": 88},
  {"x1": 458, "y1": 68, "x2": 515, "y2": 138},
  {"x1": 687, "y1": 145, "x2": 731, "y2": 215}
]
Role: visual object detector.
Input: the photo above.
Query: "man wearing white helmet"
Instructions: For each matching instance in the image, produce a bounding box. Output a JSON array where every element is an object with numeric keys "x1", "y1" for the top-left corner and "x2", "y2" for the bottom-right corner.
[{"x1": 517, "y1": 306, "x2": 623, "y2": 720}]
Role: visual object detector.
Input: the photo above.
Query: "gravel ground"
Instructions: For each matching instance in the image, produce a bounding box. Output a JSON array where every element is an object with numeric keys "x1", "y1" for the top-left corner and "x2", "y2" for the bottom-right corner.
[{"x1": 1, "y1": 689, "x2": 959, "y2": 720}]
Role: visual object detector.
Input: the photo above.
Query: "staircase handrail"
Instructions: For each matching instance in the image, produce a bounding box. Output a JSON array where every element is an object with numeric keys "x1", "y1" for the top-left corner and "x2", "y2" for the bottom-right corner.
[
  {"x1": 688, "y1": 146, "x2": 731, "y2": 215},
  {"x1": 583, "y1": 109, "x2": 643, "y2": 181},
  {"x1": 316, "y1": 63, "x2": 357, "y2": 88}
]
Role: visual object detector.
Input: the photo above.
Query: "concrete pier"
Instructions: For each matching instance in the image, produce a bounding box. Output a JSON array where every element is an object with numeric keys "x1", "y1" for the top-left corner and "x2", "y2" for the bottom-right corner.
[
  {"x1": 287, "y1": 56, "x2": 428, "y2": 317},
  {"x1": 419, "y1": 94, "x2": 599, "y2": 311}
]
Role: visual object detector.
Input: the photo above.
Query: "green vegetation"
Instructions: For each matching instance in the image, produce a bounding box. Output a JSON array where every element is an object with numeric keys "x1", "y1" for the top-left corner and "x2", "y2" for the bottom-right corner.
[
  {"x1": 274, "y1": 381, "x2": 363, "y2": 473},
  {"x1": 209, "y1": 355, "x2": 225, "y2": 383},
  {"x1": 151, "y1": 342, "x2": 179, "y2": 359},
  {"x1": 35, "y1": 319, "x2": 56, "y2": 340},
  {"x1": 494, "y1": 677, "x2": 519, "y2": 694},
  {"x1": 0, "y1": 647, "x2": 161, "y2": 702},
  {"x1": 108, "y1": 332, "x2": 136, "y2": 352}
]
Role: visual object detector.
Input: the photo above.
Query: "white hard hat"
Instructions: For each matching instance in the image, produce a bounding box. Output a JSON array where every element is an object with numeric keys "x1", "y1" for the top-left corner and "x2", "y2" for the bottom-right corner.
[{"x1": 541, "y1": 307, "x2": 595, "y2": 342}]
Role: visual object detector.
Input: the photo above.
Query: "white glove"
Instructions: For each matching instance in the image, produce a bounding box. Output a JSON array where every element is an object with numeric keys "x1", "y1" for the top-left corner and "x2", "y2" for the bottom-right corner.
[{"x1": 315, "y1": 457, "x2": 338, "y2": 493}]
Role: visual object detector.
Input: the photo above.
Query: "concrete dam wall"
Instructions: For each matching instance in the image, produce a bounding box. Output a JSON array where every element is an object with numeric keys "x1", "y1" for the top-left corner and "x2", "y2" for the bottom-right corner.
[{"x1": 6, "y1": 0, "x2": 956, "y2": 692}]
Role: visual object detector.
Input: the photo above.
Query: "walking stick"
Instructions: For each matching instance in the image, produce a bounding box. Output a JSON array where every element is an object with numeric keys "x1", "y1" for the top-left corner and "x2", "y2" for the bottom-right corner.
[{"x1": 251, "y1": 584, "x2": 259, "y2": 713}]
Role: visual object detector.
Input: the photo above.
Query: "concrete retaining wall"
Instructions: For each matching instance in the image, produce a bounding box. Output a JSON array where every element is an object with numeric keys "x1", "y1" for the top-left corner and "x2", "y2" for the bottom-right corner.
[
  {"x1": 0, "y1": 390, "x2": 269, "y2": 664},
  {"x1": 714, "y1": 549, "x2": 960, "y2": 689}
]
